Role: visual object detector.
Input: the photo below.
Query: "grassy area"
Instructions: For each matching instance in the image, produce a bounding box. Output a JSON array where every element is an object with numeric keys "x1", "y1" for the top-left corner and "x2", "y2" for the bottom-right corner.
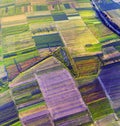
[
  {"x1": 2, "y1": 24, "x2": 29, "y2": 36},
  {"x1": 99, "y1": 34, "x2": 119, "y2": 43},
  {"x1": 0, "y1": 81, "x2": 9, "y2": 93},
  {"x1": 85, "y1": 43, "x2": 102, "y2": 52},
  {"x1": 11, "y1": 121, "x2": 22, "y2": 126},
  {"x1": 88, "y1": 98, "x2": 114, "y2": 121},
  {"x1": 2, "y1": 30, "x2": 35, "y2": 55},
  {"x1": 0, "y1": 5, "x2": 24, "y2": 17},
  {"x1": 76, "y1": 75, "x2": 97, "y2": 86},
  {"x1": 0, "y1": 0, "x2": 15, "y2": 4},
  {"x1": 4, "y1": 50, "x2": 39, "y2": 66},
  {"x1": 27, "y1": 15, "x2": 53, "y2": 24}
]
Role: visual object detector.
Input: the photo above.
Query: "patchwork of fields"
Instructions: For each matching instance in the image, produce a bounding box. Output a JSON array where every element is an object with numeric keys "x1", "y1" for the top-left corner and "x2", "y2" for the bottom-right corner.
[{"x1": 0, "y1": 0, "x2": 120, "y2": 126}]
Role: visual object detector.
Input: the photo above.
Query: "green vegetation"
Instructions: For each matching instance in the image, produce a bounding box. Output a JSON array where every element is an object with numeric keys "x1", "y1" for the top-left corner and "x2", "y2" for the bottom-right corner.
[
  {"x1": 75, "y1": 57, "x2": 100, "y2": 77},
  {"x1": 88, "y1": 98, "x2": 114, "y2": 121},
  {"x1": 2, "y1": 24, "x2": 29, "y2": 36},
  {"x1": 0, "y1": 80, "x2": 9, "y2": 93},
  {"x1": 33, "y1": 33, "x2": 64, "y2": 49},
  {"x1": 11, "y1": 121, "x2": 22, "y2": 126},
  {"x1": 99, "y1": 34, "x2": 119, "y2": 43},
  {"x1": 0, "y1": 0, "x2": 15, "y2": 4},
  {"x1": 19, "y1": 102, "x2": 46, "y2": 113},
  {"x1": 33, "y1": 5, "x2": 48, "y2": 11},
  {"x1": 76, "y1": 75, "x2": 97, "y2": 86},
  {"x1": 27, "y1": 16, "x2": 54, "y2": 24},
  {"x1": 4, "y1": 50, "x2": 39, "y2": 66},
  {"x1": 85, "y1": 43, "x2": 102, "y2": 52},
  {"x1": 76, "y1": 0, "x2": 91, "y2": 2}
]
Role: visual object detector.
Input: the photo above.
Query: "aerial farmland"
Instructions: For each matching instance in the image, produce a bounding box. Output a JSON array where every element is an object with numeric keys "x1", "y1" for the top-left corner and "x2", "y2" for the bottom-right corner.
[{"x1": 0, "y1": 0, "x2": 120, "y2": 126}]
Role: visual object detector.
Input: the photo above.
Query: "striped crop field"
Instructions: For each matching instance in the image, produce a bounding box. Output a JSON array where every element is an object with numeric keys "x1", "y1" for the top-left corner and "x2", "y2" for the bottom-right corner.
[
  {"x1": 56, "y1": 18, "x2": 99, "y2": 57},
  {"x1": 74, "y1": 56, "x2": 100, "y2": 77},
  {"x1": 36, "y1": 65, "x2": 92, "y2": 125},
  {"x1": 0, "y1": 91, "x2": 20, "y2": 126},
  {"x1": 0, "y1": 0, "x2": 120, "y2": 125},
  {"x1": 99, "y1": 63, "x2": 120, "y2": 118},
  {"x1": 79, "y1": 79, "x2": 106, "y2": 104},
  {"x1": 10, "y1": 79, "x2": 43, "y2": 109}
]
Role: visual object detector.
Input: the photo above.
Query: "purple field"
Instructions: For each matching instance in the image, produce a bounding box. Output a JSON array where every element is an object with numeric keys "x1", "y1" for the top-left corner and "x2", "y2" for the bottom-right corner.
[
  {"x1": 36, "y1": 68, "x2": 91, "y2": 125},
  {"x1": 99, "y1": 62, "x2": 120, "y2": 117}
]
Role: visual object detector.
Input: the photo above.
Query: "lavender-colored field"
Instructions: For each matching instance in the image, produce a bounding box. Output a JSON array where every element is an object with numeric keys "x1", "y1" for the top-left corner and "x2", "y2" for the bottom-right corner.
[
  {"x1": 36, "y1": 68, "x2": 88, "y2": 120},
  {"x1": 22, "y1": 110, "x2": 54, "y2": 126},
  {"x1": 55, "y1": 114, "x2": 91, "y2": 126},
  {"x1": 99, "y1": 62, "x2": 120, "y2": 117}
]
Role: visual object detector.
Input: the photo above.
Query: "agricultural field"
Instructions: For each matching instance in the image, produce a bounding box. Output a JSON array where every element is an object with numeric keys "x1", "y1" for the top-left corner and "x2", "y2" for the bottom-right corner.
[
  {"x1": 77, "y1": 0, "x2": 120, "y2": 54},
  {"x1": 2, "y1": 31, "x2": 35, "y2": 54},
  {"x1": 36, "y1": 62, "x2": 92, "y2": 125},
  {"x1": 33, "y1": 5, "x2": 48, "y2": 11},
  {"x1": 79, "y1": 79, "x2": 114, "y2": 121},
  {"x1": 0, "y1": 0, "x2": 15, "y2": 4},
  {"x1": 30, "y1": 0, "x2": 47, "y2": 5},
  {"x1": 0, "y1": 0, "x2": 120, "y2": 125},
  {"x1": 10, "y1": 79, "x2": 43, "y2": 109},
  {"x1": 79, "y1": 79, "x2": 106, "y2": 104},
  {"x1": 0, "y1": 65, "x2": 7, "y2": 79},
  {"x1": 99, "y1": 63, "x2": 120, "y2": 118},
  {"x1": 10, "y1": 76, "x2": 53, "y2": 125},
  {"x1": 0, "y1": 91, "x2": 20, "y2": 126},
  {"x1": 1, "y1": 14, "x2": 27, "y2": 28},
  {"x1": 52, "y1": 12, "x2": 68, "y2": 21},
  {"x1": 30, "y1": 23, "x2": 57, "y2": 35},
  {"x1": 2, "y1": 24, "x2": 29, "y2": 37},
  {"x1": 2, "y1": 25, "x2": 32, "y2": 69},
  {"x1": 56, "y1": 18, "x2": 99, "y2": 57},
  {"x1": 27, "y1": 11, "x2": 53, "y2": 23},
  {"x1": 0, "y1": 0, "x2": 31, "y2": 17},
  {"x1": 74, "y1": 56, "x2": 100, "y2": 77},
  {"x1": 32, "y1": 33, "x2": 64, "y2": 49},
  {"x1": 95, "y1": 113, "x2": 120, "y2": 126},
  {"x1": 88, "y1": 98, "x2": 114, "y2": 121},
  {"x1": 10, "y1": 57, "x2": 63, "y2": 84},
  {"x1": 9, "y1": 57, "x2": 93, "y2": 125}
]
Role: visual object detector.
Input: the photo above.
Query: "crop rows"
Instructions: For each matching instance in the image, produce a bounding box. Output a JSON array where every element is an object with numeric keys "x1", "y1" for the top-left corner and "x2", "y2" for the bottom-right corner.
[
  {"x1": 79, "y1": 79, "x2": 106, "y2": 104},
  {"x1": 79, "y1": 77, "x2": 113, "y2": 121},
  {"x1": 21, "y1": 110, "x2": 54, "y2": 126},
  {"x1": 74, "y1": 56, "x2": 100, "y2": 77},
  {"x1": 99, "y1": 63, "x2": 120, "y2": 118},
  {"x1": 36, "y1": 67, "x2": 91, "y2": 125},
  {"x1": 0, "y1": 91, "x2": 20, "y2": 125},
  {"x1": 56, "y1": 18, "x2": 98, "y2": 57},
  {"x1": 10, "y1": 80, "x2": 42, "y2": 109}
]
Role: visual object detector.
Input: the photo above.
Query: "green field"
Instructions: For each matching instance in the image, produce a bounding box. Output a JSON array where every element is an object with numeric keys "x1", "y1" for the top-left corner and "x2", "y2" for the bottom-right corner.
[
  {"x1": 88, "y1": 98, "x2": 113, "y2": 121},
  {"x1": 2, "y1": 24, "x2": 29, "y2": 36},
  {"x1": 32, "y1": 33, "x2": 64, "y2": 49}
]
